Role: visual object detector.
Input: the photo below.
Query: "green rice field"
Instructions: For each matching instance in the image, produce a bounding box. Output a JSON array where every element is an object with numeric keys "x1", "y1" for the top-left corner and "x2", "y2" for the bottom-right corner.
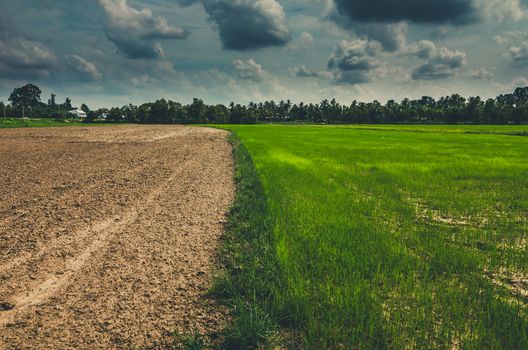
[{"x1": 220, "y1": 124, "x2": 528, "y2": 349}]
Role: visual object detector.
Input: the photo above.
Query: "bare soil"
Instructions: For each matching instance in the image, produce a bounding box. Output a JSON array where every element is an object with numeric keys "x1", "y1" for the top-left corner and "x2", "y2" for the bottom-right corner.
[{"x1": 0, "y1": 125, "x2": 235, "y2": 349}]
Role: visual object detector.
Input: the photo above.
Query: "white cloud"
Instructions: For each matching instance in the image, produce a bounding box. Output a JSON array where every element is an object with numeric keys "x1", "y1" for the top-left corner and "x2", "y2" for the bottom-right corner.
[
  {"x1": 469, "y1": 68, "x2": 494, "y2": 80},
  {"x1": 299, "y1": 31, "x2": 314, "y2": 46},
  {"x1": 476, "y1": 0, "x2": 527, "y2": 22},
  {"x1": 98, "y1": 0, "x2": 188, "y2": 59},
  {"x1": 289, "y1": 65, "x2": 319, "y2": 77},
  {"x1": 232, "y1": 59, "x2": 267, "y2": 81},
  {"x1": 506, "y1": 42, "x2": 528, "y2": 64}
]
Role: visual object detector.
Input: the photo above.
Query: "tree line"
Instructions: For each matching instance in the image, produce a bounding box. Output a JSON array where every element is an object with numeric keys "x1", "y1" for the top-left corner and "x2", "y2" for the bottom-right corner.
[
  {"x1": 2, "y1": 84, "x2": 81, "y2": 119},
  {"x1": 3, "y1": 83, "x2": 528, "y2": 124}
]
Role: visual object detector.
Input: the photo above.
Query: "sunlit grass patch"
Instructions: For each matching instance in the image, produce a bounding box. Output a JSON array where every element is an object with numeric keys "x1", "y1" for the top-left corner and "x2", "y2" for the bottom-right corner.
[{"x1": 217, "y1": 124, "x2": 528, "y2": 349}]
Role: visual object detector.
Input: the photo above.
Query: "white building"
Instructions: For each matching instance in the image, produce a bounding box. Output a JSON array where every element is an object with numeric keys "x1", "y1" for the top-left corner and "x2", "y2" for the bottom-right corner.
[{"x1": 67, "y1": 108, "x2": 87, "y2": 118}]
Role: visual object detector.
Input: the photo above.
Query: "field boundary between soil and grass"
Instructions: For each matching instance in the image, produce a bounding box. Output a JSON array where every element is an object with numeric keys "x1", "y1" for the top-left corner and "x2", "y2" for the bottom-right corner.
[{"x1": 204, "y1": 131, "x2": 290, "y2": 349}]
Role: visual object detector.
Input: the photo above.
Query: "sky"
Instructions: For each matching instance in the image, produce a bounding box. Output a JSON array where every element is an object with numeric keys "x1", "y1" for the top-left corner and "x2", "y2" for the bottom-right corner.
[{"x1": 1, "y1": 0, "x2": 528, "y2": 108}]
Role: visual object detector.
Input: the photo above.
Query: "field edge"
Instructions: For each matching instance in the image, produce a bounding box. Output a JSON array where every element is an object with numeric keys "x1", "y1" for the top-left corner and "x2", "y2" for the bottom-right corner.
[{"x1": 208, "y1": 132, "x2": 292, "y2": 349}]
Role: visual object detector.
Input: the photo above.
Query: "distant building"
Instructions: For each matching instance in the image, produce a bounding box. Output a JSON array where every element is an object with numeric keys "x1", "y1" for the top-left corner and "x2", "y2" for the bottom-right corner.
[{"x1": 67, "y1": 108, "x2": 87, "y2": 118}]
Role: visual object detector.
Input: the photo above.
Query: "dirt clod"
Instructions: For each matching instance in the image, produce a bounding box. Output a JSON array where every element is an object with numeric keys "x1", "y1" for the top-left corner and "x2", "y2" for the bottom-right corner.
[{"x1": 0, "y1": 304, "x2": 14, "y2": 312}]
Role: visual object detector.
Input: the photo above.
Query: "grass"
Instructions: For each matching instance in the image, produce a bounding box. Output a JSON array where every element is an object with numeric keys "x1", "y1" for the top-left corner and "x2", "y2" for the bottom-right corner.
[
  {"x1": 173, "y1": 331, "x2": 206, "y2": 350},
  {"x1": 215, "y1": 124, "x2": 528, "y2": 349},
  {"x1": 0, "y1": 118, "x2": 103, "y2": 128},
  {"x1": 210, "y1": 134, "x2": 283, "y2": 349},
  {"x1": 332, "y1": 124, "x2": 528, "y2": 136}
]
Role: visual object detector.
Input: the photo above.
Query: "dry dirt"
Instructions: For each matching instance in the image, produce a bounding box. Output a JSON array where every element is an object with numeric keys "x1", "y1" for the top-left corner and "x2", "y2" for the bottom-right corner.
[{"x1": 0, "y1": 125, "x2": 235, "y2": 349}]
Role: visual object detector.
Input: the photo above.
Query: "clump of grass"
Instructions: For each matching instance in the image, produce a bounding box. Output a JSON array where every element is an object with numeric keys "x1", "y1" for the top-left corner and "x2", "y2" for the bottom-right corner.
[
  {"x1": 223, "y1": 299, "x2": 277, "y2": 349},
  {"x1": 210, "y1": 134, "x2": 285, "y2": 349},
  {"x1": 173, "y1": 331, "x2": 205, "y2": 350}
]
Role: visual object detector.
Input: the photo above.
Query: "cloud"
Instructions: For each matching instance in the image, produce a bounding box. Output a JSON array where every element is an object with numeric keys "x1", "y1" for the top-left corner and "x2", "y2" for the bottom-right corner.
[
  {"x1": 332, "y1": 0, "x2": 479, "y2": 24},
  {"x1": 356, "y1": 22, "x2": 408, "y2": 52},
  {"x1": 494, "y1": 31, "x2": 528, "y2": 44},
  {"x1": 403, "y1": 40, "x2": 436, "y2": 58},
  {"x1": 491, "y1": 76, "x2": 528, "y2": 94},
  {"x1": 228, "y1": 58, "x2": 291, "y2": 98},
  {"x1": 330, "y1": 10, "x2": 409, "y2": 51},
  {"x1": 288, "y1": 31, "x2": 315, "y2": 50},
  {"x1": 186, "y1": 0, "x2": 290, "y2": 50},
  {"x1": 299, "y1": 32, "x2": 314, "y2": 46},
  {"x1": 0, "y1": 14, "x2": 56, "y2": 79},
  {"x1": 411, "y1": 41, "x2": 467, "y2": 80},
  {"x1": 469, "y1": 68, "x2": 494, "y2": 80},
  {"x1": 328, "y1": 39, "x2": 386, "y2": 84},
  {"x1": 494, "y1": 35, "x2": 509, "y2": 44},
  {"x1": 232, "y1": 59, "x2": 267, "y2": 81},
  {"x1": 476, "y1": 0, "x2": 527, "y2": 22},
  {"x1": 506, "y1": 42, "x2": 528, "y2": 64},
  {"x1": 290, "y1": 66, "x2": 319, "y2": 77},
  {"x1": 191, "y1": 61, "x2": 290, "y2": 102},
  {"x1": 66, "y1": 55, "x2": 103, "y2": 81},
  {"x1": 327, "y1": 0, "x2": 527, "y2": 50},
  {"x1": 98, "y1": 0, "x2": 188, "y2": 59}
]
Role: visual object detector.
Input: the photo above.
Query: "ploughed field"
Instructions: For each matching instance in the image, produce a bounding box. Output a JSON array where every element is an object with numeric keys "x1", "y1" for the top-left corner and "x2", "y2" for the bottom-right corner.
[
  {"x1": 0, "y1": 125, "x2": 234, "y2": 349},
  {"x1": 224, "y1": 124, "x2": 528, "y2": 349}
]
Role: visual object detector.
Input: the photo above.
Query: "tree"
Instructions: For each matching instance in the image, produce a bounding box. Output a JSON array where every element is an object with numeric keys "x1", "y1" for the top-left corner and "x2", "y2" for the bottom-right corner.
[
  {"x1": 150, "y1": 99, "x2": 170, "y2": 123},
  {"x1": 48, "y1": 94, "x2": 56, "y2": 107},
  {"x1": 206, "y1": 104, "x2": 228, "y2": 123},
  {"x1": 80, "y1": 103, "x2": 90, "y2": 114},
  {"x1": 136, "y1": 103, "x2": 152, "y2": 124},
  {"x1": 229, "y1": 103, "x2": 248, "y2": 123},
  {"x1": 168, "y1": 101, "x2": 185, "y2": 123},
  {"x1": 86, "y1": 111, "x2": 97, "y2": 123},
  {"x1": 121, "y1": 104, "x2": 138, "y2": 122},
  {"x1": 0, "y1": 101, "x2": 6, "y2": 119},
  {"x1": 8, "y1": 85, "x2": 528, "y2": 125},
  {"x1": 188, "y1": 98, "x2": 206, "y2": 123},
  {"x1": 514, "y1": 87, "x2": 528, "y2": 105},
  {"x1": 465, "y1": 96, "x2": 483, "y2": 123},
  {"x1": 64, "y1": 98, "x2": 72, "y2": 110},
  {"x1": 8, "y1": 84, "x2": 42, "y2": 111},
  {"x1": 108, "y1": 107, "x2": 123, "y2": 122}
]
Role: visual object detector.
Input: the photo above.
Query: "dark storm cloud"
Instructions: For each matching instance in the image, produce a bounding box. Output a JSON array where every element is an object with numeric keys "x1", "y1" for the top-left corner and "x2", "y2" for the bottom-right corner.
[
  {"x1": 354, "y1": 23, "x2": 407, "y2": 52},
  {"x1": 99, "y1": 0, "x2": 188, "y2": 59},
  {"x1": 182, "y1": 0, "x2": 290, "y2": 50},
  {"x1": 328, "y1": 40, "x2": 385, "y2": 84},
  {"x1": 333, "y1": 0, "x2": 479, "y2": 24},
  {"x1": 0, "y1": 14, "x2": 57, "y2": 79},
  {"x1": 330, "y1": 0, "x2": 479, "y2": 52},
  {"x1": 105, "y1": 30, "x2": 165, "y2": 59}
]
